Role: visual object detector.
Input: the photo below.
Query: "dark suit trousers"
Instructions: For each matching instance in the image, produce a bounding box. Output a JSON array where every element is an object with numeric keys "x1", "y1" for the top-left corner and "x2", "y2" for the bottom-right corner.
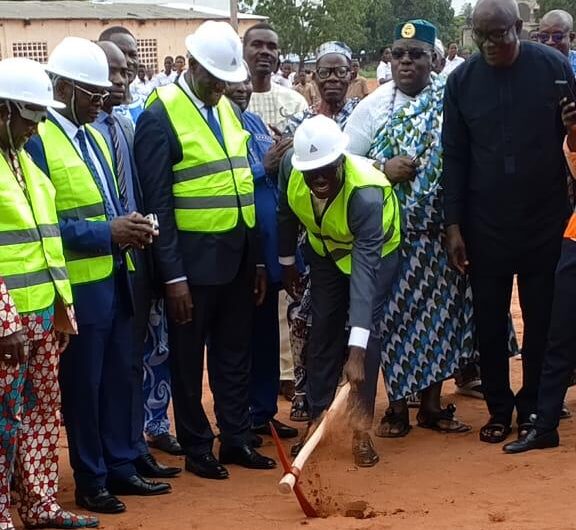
[
  {"x1": 306, "y1": 249, "x2": 399, "y2": 425},
  {"x1": 249, "y1": 283, "x2": 280, "y2": 426},
  {"x1": 535, "y1": 239, "x2": 576, "y2": 432},
  {"x1": 60, "y1": 280, "x2": 138, "y2": 493},
  {"x1": 168, "y1": 254, "x2": 254, "y2": 456},
  {"x1": 130, "y1": 250, "x2": 153, "y2": 456},
  {"x1": 470, "y1": 267, "x2": 556, "y2": 425}
]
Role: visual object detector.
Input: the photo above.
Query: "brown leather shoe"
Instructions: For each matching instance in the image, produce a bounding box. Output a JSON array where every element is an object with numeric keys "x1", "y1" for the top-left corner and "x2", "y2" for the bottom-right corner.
[{"x1": 352, "y1": 431, "x2": 379, "y2": 468}]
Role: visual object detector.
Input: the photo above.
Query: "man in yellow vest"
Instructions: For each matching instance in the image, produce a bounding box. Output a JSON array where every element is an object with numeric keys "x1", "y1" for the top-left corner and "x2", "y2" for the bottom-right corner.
[
  {"x1": 278, "y1": 115, "x2": 401, "y2": 467},
  {"x1": 0, "y1": 58, "x2": 98, "y2": 530},
  {"x1": 135, "y1": 21, "x2": 274, "y2": 480},
  {"x1": 25, "y1": 37, "x2": 169, "y2": 514}
]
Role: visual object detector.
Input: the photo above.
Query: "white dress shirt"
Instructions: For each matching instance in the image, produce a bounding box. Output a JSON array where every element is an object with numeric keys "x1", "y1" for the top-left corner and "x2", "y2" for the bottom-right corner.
[
  {"x1": 442, "y1": 55, "x2": 465, "y2": 76},
  {"x1": 376, "y1": 61, "x2": 392, "y2": 83},
  {"x1": 50, "y1": 110, "x2": 118, "y2": 216}
]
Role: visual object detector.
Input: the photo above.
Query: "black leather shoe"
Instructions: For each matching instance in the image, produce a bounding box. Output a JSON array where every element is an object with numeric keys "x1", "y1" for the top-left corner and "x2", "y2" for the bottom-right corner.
[
  {"x1": 185, "y1": 453, "x2": 229, "y2": 480},
  {"x1": 75, "y1": 488, "x2": 126, "y2": 514},
  {"x1": 147, "y1": 433, "x2": 185, "y2": 456},
  {"x1": 352, "y1": 431, "x2": 380, "y2": 468},
  {"x1": 107, "y1": 474, "x2": 171, "y2": 496},
  {"x1": 219, "y1": 444, "x2": 277, "y2": 469},
  {"x1": 503, "y1": 428, "x2": 559, "y2": 454},
  {"x1": 253, "y1": 418, "x2": 298, "y2": 439},
  {"x1": 135, "y1": 452, "x2": 182, "y2": 478}
]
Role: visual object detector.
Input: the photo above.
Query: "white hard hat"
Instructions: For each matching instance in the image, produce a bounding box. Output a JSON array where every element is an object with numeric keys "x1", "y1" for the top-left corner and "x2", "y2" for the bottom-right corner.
[
  {"x1": 292, "y1": 115, "x2": 348, "y2": 172},
  {"x1": 47, "y1": 37, "x2": 111, "y2": 88},
  {"x1": 185, "y1": 21, "x2": 247, "y2": 83},
  {"x1": 0, "y1": 58, "x2": 64, "y2": 109}
]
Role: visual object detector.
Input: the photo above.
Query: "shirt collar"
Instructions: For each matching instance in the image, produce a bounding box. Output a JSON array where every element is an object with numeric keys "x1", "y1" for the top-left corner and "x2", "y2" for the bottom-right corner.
[
  {"x1": 178, "y1": 74, "x2": 207, "y2": 110},
  {"x1": 50, "y1": 109, "x2": 83, "y2": 139},
  {"x1": 95, "y1": 110, "x2": 113, "y2": 125}
]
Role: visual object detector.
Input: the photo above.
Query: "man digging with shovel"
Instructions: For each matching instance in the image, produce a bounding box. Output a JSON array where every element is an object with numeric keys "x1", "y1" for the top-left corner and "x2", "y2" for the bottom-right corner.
[{"x1": 278, "y1": 115, "x2": 401, "y2": 467}]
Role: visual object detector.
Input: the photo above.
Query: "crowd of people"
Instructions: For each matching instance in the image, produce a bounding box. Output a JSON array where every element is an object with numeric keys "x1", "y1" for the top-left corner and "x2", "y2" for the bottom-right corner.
[{"x1": 2, "y1": 0, "x2": 576, "y2": 528}]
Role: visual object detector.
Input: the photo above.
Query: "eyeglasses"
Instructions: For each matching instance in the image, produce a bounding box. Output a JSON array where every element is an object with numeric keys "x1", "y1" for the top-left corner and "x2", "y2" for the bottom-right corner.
[
  {"x1": 535, "y1": 31, "x2": 569, "y2": 44},
  {"x1": 315, "y1": 66, "x2": 350, "y2": 80},
  {"x1": 472, "y1": 23, "x2": 515, "y2": 44},
  {"x1": 391, "y1": 47, "x2": 430, "y2": 61},
  {"x1": 69, "y1": 82, "x2": 110, "y2": 105},
  {"x1": 13, "y1": 101, "x2": 47, "y2": 124}
]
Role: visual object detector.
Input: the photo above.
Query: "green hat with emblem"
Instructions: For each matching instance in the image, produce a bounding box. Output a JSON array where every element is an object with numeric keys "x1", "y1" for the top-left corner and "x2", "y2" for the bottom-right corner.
[{"x1": 394, "y1": 19, "x2": 437, "y2": 47}]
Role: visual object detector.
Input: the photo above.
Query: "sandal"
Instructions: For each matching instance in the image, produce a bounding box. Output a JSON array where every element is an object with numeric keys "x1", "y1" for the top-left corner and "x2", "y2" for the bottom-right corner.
[
  {"x1": 479, "y1": 420, "x2": 512, "y2": 443},
  {"x1": 290, "y1": 394, "x2": 310, "y2": 422},
  {"x1": 375, "y1": 407, "x2": 411, "y2": 438},
  {"x1": 518, "y1": 422, "x2": 533, "y2": 439},
  {"x1": 417, "y1": 404, "x2": 471, "y2": 433},
  {"x1": 455, "y1": 379, "x2": 484, "y2": 400}
]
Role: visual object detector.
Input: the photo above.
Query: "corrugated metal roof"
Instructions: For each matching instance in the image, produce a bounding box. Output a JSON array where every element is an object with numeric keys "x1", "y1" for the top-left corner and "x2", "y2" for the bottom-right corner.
[{"x1": 0, "y1": 1, "x2": 247, "y2": 20}]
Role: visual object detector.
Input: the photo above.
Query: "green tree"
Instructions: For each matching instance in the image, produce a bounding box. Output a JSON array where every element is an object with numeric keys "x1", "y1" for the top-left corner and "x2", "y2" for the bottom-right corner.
[
  {"x1": 243, "y1": 0, "x2": 324, "y2": 59},
  {"x1": 537, "y1": 0, "x2": 576, "y2": 20}
]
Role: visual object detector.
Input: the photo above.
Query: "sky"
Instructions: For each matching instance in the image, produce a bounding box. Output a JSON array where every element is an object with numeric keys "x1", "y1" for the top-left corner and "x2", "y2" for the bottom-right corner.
[{"x1": 452, "y1": 0, "x2": 476, "y2": 14}]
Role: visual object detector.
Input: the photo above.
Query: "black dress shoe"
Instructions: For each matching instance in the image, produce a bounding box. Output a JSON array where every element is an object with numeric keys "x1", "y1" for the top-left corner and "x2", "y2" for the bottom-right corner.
[
  {"x1": 75, "y1": 488, "x2": 126, "y2": 514},
  {"x1": 219, "y1": 444, "x2": 277, "y2": 469},
  {"x1": 253, "y1": 418, "x2": 298, "y2": 439},
  {"x1": 135, "y1": 452, "x2": 182, "y2": 479},
  {"x1": 107, "y1": 474, "x2": 171, "y2": 496},
  {"x1": 147, "y1": 433, "x2": 185, "y2": 456},
  {"x1": 503, "y1": 428, "x2": 559, "y2": 454},
  {"x1": 185, "y1": 453, "x2": 229, "y2": 480}
]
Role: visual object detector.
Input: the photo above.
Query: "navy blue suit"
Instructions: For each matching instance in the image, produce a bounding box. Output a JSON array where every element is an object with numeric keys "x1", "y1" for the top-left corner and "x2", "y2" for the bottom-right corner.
[{"x1": 26, "y1": 115, "x2": 138, "y2": 493}]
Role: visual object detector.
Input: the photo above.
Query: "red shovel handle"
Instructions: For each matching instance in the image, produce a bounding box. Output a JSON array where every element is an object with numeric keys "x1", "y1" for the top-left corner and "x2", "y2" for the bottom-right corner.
[{"x1": 269, "y1": 422, "x2": 318, "y2": 518}]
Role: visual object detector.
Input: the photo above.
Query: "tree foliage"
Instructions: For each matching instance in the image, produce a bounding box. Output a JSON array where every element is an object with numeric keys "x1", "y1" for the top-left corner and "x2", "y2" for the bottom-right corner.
[
  {"x1": 537, "y1": 0, "x2": 576, "y2": 20},
  {"x1": 243, "y1": 0, "x2": 459, "y2": 57}
]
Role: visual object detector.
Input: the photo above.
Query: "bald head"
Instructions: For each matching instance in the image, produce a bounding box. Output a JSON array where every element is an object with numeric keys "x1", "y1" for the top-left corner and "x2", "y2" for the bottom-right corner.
[
  {"x1": 538, "y1": 9, "x2": 574, "y2": 56},
  {"x1": 472, "y1": 0, "x2": 521, "y2": 68},
  {"x1": 97, "y1": 41, "x2": 127, "y2": 66},
  {"x1": 473, "y1": 0, "x2": 519, "y2": 26},
  {"x1": 96, "y1": 41, "x2": 128, "y2": 109},
  {"x1": 541, "y1": 9, "x2": 573, "y2": 32}
]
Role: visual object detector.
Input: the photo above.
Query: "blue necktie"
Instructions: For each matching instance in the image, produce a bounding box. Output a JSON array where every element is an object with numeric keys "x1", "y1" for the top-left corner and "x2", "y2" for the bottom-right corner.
[
  {"x1": 76, "y1": 129, "x2": 116, "y2": 220},
  {"x1": 206, "y1": 106, "x2": 225, "y2": 148}
]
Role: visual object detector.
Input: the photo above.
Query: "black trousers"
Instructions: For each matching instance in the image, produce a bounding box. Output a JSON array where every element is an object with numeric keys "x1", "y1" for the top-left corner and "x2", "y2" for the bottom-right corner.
[
  {"x1": 536, "y1": 239, "x2": 576, "y2": 432},
  {"x1": 470, "y1": 266, "x2": 556, "y2": 425},
  {"x1": 168, "y1": 255, "x2": 254, "y2": 457},
  {"x1": 306, "y1": 248, "x2": 399, "y2": 427}
]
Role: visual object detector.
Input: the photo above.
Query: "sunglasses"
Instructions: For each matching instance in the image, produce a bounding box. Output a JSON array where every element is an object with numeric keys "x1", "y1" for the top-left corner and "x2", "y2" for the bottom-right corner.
[
  {"x1": 391, "y1": 47, "x2": 430, "y2": 60},
  {"x1": 13, "y1": 101, "x2": 47, "y2": 124},
  {"x1": 536, "y1": 31, "x2": 568, "y2": 44},
  {"x1": 315, "y1": 66, "x2": 350, "y2": 80},
  {"x1": 69, "y1": 82, "x2": 110, "y2": 105},
  {"x1": 472, "y1": 23, "x2": 515, "y2": 45}
]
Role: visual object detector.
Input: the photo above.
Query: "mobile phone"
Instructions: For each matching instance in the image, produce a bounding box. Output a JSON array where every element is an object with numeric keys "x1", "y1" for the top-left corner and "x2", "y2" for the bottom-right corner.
[
  {"x1": 555, "y1": 79, "x2": 576, "y2": 104},
  {"x1": 145, "y1": 213, "x2": 160, "y2": 237}
]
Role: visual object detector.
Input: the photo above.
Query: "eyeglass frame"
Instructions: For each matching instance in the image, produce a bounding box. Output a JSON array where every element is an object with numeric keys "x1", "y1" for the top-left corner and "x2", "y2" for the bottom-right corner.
[
  {"x1": 472, "y1": 22, "x2": 517, "y2": 45},
  {"x1": 535, "y1": 31, "x2": 570, "y2": 44},
  {"x1": 12, "y1": 101, "x2": 47, "y2": 124},
  {"x1": 390, "y1": 47, "x2": 432, "y2": 61},
  {"x1": 315, "y1": 66, "x2": 351, "y2": 80},
  {"x1": 65, "y1": 80, "x2": 110, "y2": 105}
]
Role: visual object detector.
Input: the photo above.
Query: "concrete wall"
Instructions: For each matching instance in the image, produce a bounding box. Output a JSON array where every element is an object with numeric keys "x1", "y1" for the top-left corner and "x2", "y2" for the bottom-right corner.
[{"x1": 0, "y1": 17, "x2": 256, "y2": 71}]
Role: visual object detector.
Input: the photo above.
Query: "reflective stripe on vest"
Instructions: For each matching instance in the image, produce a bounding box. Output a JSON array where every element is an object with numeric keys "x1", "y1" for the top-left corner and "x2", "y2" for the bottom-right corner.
[
  {"x1": 288, "y1": 155, "x2": 401, "y2": 275},
  {"x1": 0, "y1": 150, "x2": 73, "y2": 313},
  {"x1": 148, "y1": 84, "x2": 255, "y2": 233},
  {"x1": 38, "y1": 120, "x2": 129, "y2": 284}
]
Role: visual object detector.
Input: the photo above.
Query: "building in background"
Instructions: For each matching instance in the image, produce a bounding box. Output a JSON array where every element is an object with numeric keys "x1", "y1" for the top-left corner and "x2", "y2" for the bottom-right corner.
[{"x1": 0, "y1": 0, "x2": 264, "y2": 72}]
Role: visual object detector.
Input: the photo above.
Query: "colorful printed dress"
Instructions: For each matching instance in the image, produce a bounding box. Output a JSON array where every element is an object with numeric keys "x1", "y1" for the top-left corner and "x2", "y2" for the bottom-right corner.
[{"x1": 369, "y1": 76, "x2": 484, "y2": 401}]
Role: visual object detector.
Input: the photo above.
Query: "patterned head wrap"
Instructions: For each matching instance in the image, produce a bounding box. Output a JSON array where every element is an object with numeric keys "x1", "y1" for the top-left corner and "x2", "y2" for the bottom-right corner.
[{"x1": 315, "y1": 41, "x2": 352, "y2": 62}]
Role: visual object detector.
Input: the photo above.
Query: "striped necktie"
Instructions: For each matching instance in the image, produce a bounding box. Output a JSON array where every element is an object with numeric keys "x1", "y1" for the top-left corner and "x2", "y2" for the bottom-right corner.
[
  {"x1": 105, "y1": 114, "x2": 129, "y2": 213},
  {"x1": 76, "y1": 129, "x2": 116, "y2": 220}
]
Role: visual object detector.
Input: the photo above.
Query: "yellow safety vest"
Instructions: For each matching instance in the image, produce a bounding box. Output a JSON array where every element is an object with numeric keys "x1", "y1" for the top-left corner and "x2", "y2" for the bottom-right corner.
[
  {"x1": 147, "y1": 84, "x2": 255, "y2": 233},
  {"x1": 288, "y1": 155, "x2": 401, "y2": 275},
  {"x1": 0, "y1": 150, "x2": 73, "y2": 313},
  {"x1": 38, "y1": 119, "x2": 134, "y2": 285}
]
